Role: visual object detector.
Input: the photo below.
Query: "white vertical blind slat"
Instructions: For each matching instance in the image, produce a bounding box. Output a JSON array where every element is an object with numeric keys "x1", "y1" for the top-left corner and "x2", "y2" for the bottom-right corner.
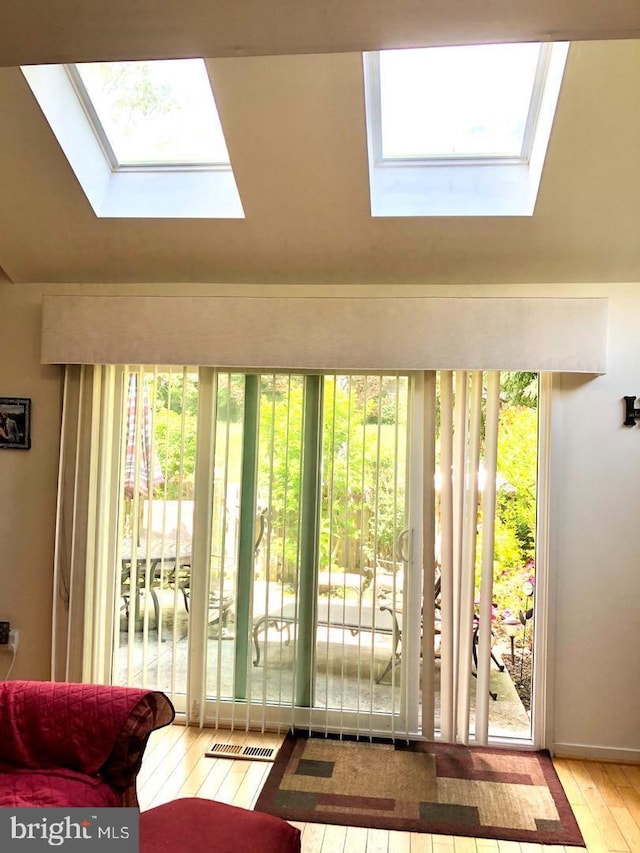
[
  {"x1": 456, "y1": 371, "x2": 483, "y2": 744},
  {"x1": 188, "y1": 366, "x2": 217, "y2": 725},
  {"x1": 420, "y1": 371, "x2": 437, "y2": 741},
  {"x1": 437, "y1": 371, "x2": 455, "y2": 742},
  {"x1": 436, "y1": 370, "x2": 505, "y2": 745},
  {"x1": 474, "y1": 371, "x2": 501, "y2": 744}
]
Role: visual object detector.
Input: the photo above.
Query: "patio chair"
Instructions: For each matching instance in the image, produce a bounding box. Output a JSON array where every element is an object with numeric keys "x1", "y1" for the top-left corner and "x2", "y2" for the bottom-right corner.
[
  {"x1": 435, "y1": 577, "x2": 504, "y2": 700},
  {"x1": 120, "y1": 558, "x2": 161, "y2": 631},
  {"x1": 165, "y1": 562, "x2": 235, "y2": 637},
  {"x1": 379, "y1": 575, "x2": 503, "y2": 699}
]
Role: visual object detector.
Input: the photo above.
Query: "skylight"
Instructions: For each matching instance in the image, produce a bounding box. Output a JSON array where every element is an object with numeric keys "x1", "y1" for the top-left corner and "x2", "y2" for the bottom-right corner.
[
  {"x1": 363, "y1": 41, "x2": 569, "y2": 216},
  {"x1": 378, "y1": 42, "x2": 543, "y2": 161},
  {"x1": 22, "y1": 59, "x2": 244, "y2": 218},
  {"x1": 70, "y1": 59, "x2": 229, "y2": 168}
]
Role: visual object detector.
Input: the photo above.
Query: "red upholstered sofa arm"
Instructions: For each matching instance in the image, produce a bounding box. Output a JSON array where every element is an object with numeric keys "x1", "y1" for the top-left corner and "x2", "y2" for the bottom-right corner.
[{"x1": 0, "y1": 681, "x2": 175, "y2": 806}]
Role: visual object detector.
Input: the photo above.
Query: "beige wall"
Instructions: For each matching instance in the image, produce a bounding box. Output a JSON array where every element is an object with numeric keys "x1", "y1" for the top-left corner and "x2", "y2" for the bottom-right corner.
[
  {"x1": 1, "y1": 281, "x2": 638, "y2": 760},
  {"x1": 0, "y1": 287, "x2": 62, "y2": 680}
]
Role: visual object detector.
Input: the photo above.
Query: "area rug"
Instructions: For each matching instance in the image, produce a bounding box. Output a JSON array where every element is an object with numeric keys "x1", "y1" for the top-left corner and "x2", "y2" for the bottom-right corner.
[{"x1": 255, "y1": 732, "x2": 585, "y2": 846}]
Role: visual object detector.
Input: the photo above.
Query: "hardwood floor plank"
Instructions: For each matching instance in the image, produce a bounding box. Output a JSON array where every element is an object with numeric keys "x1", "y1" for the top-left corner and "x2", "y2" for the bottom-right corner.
[
  {"x1": 367, "y1": 827, "x2": 391, "y2": 852},
  {"x1": 585, "y1": 763, "x2": 626, "y2": 807},
  {"x1": 302, "y1": 822, "x2": 327, "y2": 853},
  {"x1": 571, "y1": 803, "x2": 612, "y2": 853},
  {"x1": 320, "y1": 823, "x2": 347, "y2": 852},
  {"x1": 618, "y1": 786, "x2": 640, "y2": 827},
  {"x1": 234, "y1": 760, "x2": 271, "y2": 809},
  {"x1": 410, "y1": 832, "x2": 434, "y2": 852},
  {"x1": 600, "y1": 763, "x2": 634, "y2": 789},
  {"x1": 496, "y1": 841, "x2": 521, "y2": 852},
  {"x1": 213, "y1": 761, "x2": 252, "y2": 805},
  {"x1": 454, "y1": 836, "x2": 480, "y2": 852},
  {"x1": 388, "y1": 830, "x2": 412, "y2": 852},
  {"x1": 552, "y1": 759, "x2": 586, "y2": 806},
  {"x1": 620, "y1": 766, "x2": 640, "y2": 797},
  {"x1": 139, "y1": 727, "x2": 208, "y2": 808},
  {"x1": 578, "y1": 784, "x2": 630, "y2": 851},
  {"x1": 344, "y1": 825, "x2": 369, "y2": 851},
  {"x1": 431, "y1": 835, "x2": 455, "y2": 852},
  {"x1": 195, "y1": 756, "x2": 235, "y2": 800},
  {"x1": 137, "y1": 726, "x2": 640, "y2": 853},
  {"x1": 138, "y1": 723, "x2": 190, "y2": 784},
  {"x1": 609, "y1": 805, "x2": 640, "y2": 851},
  {"x1": 139, "y1": 734, "x2": 212, "y2": 809},
  {"x1": 564, "y1": 759, "x2": 598, "y2": 791},
  {"x1": 411, "y1": 832, "x2": 433, "y2": 853},
  {"x1": 177, "y1": 750, "x2": 224, "y2": 797}
]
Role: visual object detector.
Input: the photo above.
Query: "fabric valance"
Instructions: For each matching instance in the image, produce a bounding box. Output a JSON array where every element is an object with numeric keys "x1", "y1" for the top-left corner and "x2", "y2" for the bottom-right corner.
[{"x1": 41, "y1": 295, "x2": 608, "y2": 373}]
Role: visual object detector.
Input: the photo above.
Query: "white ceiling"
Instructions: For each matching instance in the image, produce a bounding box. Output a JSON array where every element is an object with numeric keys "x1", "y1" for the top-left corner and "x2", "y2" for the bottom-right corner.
[
  {"x1": 2, "y1": 1, "x2": 640, "y2": 65},
  {"x1": 1, "y1": 2, "x2": 639, "y2": 285}
]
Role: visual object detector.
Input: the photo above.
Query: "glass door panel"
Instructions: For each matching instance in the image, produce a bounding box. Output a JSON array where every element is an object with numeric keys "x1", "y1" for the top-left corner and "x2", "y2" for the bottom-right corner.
[
  {"x1": 114, "y1": 367, "x2": 416, "y2": 735},
  {"x1": 114, "y1": 367, "x2": 198, "y2": 709}
]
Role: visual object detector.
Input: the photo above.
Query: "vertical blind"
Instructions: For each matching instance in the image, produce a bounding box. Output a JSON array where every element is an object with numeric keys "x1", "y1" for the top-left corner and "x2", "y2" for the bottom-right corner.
[{"x1": 53, "y1": 363, "x2": 529, "y2": 744}]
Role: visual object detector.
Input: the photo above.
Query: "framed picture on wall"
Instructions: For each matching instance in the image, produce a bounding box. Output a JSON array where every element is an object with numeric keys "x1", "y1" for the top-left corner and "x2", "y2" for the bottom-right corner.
[{"x1": 0, "y1": 398, "x2": 31, "y2": 450}]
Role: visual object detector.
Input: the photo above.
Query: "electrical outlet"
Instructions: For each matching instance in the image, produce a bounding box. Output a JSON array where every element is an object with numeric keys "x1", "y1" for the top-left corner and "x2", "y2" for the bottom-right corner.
[
  {"x1": 0, "y1": 622, "x2": 9, "y2": 644},
  {"x1": 8, "y1": 629, "x2": 19, "y2": 654}
]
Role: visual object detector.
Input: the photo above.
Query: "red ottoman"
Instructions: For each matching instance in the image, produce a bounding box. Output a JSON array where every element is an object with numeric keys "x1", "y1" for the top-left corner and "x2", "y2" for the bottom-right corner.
[{"x1": 140, "y1": 797, "x2": 301, "y2": 853}]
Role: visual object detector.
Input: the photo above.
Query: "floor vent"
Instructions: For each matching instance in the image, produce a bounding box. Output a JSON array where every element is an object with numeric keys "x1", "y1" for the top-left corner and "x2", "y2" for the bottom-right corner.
[{"x1": 205, "y1": 743, "x2": 277, "y2": 762}]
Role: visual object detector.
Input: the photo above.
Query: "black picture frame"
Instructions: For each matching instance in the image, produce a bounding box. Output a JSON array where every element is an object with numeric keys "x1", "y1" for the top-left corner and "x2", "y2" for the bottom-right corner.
[{"x1": 0, "y1": 397, "x2": 31, "y2": 450}]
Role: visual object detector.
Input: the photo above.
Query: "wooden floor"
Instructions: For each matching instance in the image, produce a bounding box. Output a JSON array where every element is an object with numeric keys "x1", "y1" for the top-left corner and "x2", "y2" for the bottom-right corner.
[{"x1": 137, "y1": 724, "x2": 640, "y2": 853}]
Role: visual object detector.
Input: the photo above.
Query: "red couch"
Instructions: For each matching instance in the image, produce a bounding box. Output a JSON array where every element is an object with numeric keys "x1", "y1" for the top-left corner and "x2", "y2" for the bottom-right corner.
[
  {"x1": 0, "y1": 680, "x2": 175, "y2": 808},
  {"x1": 140, "y1": 797, "x2": 301, "y2": 853}
]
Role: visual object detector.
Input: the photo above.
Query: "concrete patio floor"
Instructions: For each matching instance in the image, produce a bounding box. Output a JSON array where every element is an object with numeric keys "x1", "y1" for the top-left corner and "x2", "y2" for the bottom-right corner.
[{"x1": 116, "y1": 589, "x2": 531, "y2": 742}]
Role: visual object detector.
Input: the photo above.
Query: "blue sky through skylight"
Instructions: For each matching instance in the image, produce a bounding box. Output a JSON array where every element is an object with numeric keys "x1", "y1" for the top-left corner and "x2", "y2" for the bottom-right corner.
[
  {"x1": 379, "y1": 42, "x2": 542, "y2": 159},
  {"x1": 75, "y1": 58, "x2": 230, "y2": 166}
]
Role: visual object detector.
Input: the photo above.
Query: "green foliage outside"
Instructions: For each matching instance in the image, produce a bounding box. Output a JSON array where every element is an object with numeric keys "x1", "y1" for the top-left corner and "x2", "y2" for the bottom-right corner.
[
  {"x1": 257, "y1": 375, "x2": 304, "y2": 581},
  {"x1": 256, "y1": 375, "x2": 407, "y2": 585},
  {"x1": 492, "y1": 374, "x2": 538, "y2": 619},
  {"x1": 318, "y1": 376, "x2": 407, "y2": 573},
  {"x1": 151, "y1": 372, "x2": 198, "y2": 499},
  {"x1": 142, "y1": 369, "x2": 538, "y2": 620}
]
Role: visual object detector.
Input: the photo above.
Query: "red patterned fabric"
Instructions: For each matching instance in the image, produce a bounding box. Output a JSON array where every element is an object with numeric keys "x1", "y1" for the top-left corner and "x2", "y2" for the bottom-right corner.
[
  {"x1": 0, "y1": 769, "x2": 121, "y2": 808},
  {"x1": 0, "y1": 681, "x2": 163, "y2": 774},
  {"x1": 0, "y1": 680, "x2": 175, "y2": 808},
  {"x1": 140, "y1": 798, "x2": 301, "y2": 853}
]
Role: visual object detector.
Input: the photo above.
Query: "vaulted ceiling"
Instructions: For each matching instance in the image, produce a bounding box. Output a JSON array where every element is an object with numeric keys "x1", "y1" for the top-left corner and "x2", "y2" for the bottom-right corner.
[{"x1": 1, "y1": 2, "x2": 639, "y2": 285}]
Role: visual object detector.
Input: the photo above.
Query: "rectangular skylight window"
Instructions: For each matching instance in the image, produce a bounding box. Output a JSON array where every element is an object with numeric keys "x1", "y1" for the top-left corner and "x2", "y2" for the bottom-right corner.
[
  {"x1": 70, "y1": 58, "x2": 230, "y2": 168},
  {"x1": 22, "y1": 60, "x2": 244, "y2": 217},
  {"x1": 377, "y1": 42, "x2": 545, "y2": 161},
  {"x1": 363, "y1": 41, "x2": 568, "y2": 216}
]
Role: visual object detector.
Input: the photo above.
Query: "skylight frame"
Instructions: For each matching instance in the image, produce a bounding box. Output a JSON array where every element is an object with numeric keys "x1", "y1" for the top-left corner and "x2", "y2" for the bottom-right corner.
[
  {"x1": 65, "y1": 60, "x2": 231, "y2": 172},
  {"x1": 21, "y1": 62, "x2": 245, "y2": 219},
  {"x1": 362, "y1": 41, "x2": 569, "y2": 217},
  {"x1": 366, "y1": 43, "x2": 553, "y2": 168},
  {"x1": 65, "y1": 64, "x2": 119, "y2": 170}
]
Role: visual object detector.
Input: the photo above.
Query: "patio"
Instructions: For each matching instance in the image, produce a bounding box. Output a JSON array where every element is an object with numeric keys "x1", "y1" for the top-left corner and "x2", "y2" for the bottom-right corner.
[{"x1": 116, "y1": 587, "x2": 531, "y2": 741}]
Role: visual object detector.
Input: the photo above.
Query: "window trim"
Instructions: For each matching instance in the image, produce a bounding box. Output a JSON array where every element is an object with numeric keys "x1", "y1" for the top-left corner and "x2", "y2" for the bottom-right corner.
[
  {"x1": 367, "y1": 44, "x2": 552, "y2": 167},
  {"x1": 65, "y1": 62, "x2": 232, "y2": 172}
]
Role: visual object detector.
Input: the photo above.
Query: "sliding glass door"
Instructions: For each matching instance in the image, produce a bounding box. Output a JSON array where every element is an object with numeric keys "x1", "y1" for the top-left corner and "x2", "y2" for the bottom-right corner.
[
  {"x1": 112, "y1": 366, "x2": 539, "y2": 743},
  {"x1": 114, "y1": 368, "x2": 417, "y2": 736}
]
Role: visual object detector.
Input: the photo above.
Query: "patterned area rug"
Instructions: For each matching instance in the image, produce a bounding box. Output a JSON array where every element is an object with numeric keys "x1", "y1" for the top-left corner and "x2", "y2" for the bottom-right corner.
[{"x1": 255, "y1": 732, "x2": 585, "y2": 846}]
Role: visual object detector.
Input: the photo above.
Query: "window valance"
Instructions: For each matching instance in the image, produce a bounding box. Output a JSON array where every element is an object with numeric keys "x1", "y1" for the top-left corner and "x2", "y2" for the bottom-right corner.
[{"x1": 41, "y1": 295, "x2": 608, "y2": 373}]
